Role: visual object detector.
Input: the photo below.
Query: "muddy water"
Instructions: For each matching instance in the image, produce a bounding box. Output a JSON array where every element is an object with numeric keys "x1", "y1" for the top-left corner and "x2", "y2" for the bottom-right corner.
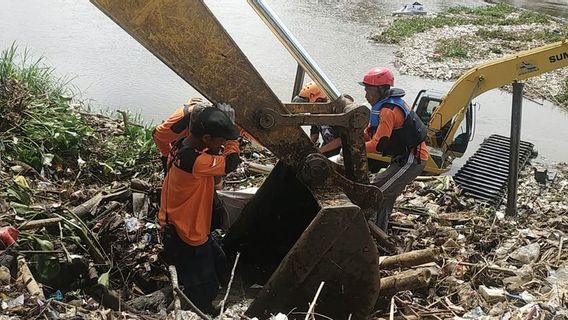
[
  {"x1": 1, "y1": 0, "x2": 567, "y2": 171},
  {"x1": 494, "y1": 0, "x2": 568, "y2": 18}
]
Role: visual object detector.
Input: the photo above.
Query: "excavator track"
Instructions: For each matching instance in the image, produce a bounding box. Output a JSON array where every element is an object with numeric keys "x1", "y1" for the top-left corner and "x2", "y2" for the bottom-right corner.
[{"x1": 454, "y1": 134, "x2": 535, "y2": 206}]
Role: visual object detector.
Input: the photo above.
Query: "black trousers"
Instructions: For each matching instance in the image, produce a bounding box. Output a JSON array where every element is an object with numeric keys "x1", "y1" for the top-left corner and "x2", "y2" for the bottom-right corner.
[
  {"x1": 163, "y1": 229, "x2": 226, "y2": 314},
  {"x1": 370, "y1": 153, "x2": 426, "y2": 230}
]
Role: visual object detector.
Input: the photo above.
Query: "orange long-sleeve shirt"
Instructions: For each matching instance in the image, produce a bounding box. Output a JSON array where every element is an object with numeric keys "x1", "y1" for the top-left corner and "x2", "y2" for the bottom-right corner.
[
  {"x1": 153, "y1": 98, "x2": 205, "y2": 157},
  {"x1": 365, "y1": 106, "x2": 429, "y2": 161},
  {"x1": 159, "y1": 139, "x2": 240, "y2": 246}
]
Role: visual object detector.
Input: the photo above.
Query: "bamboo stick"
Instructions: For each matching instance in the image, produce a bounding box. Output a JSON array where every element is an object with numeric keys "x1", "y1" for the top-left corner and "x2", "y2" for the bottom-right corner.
[
  {"x1": 220, "y1": 252, "x2": 240, "y2": 316},
  {"x1": 17, "y1": 255, "x2": 45, "y2": 300},
  {"x1": 169, "y1": 266, "x2": 181, "y2": 320},
  {"x1": 379, "y1": 248, "x2": 439, "y2": 270},
  {"x1": 19, "y1": 217, "x2": 63, "y2": 230},
  {"x1": 173, "y1": 287, "x2": 208, "y2": 320},
  {"x1": 71, "y1": 193, "x2": 103, "y2": 217}
]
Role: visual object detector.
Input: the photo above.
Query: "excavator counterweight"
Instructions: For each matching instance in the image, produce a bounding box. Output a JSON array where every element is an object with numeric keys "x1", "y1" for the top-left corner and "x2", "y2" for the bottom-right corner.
[{"x1": 90, "y1": 0, "x2": 382, "y2": 318}]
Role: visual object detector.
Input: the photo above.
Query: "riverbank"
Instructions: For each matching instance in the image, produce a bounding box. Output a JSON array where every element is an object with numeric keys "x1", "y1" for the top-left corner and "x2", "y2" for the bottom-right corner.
[
  {"x1": 370, "y1": 4, "x2": 568, "y2": 109},
  {"x1": 1, "y1": 45, "x2": 567, "y2": 319}
]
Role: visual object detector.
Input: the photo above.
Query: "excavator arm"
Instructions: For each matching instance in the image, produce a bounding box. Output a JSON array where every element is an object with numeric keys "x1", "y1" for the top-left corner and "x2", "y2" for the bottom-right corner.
[
  {"x1": 90, "y1": 0, "x2": 382, "y2": 318},
  {"x1": 368, "y1": 40, "x2": 568, "y2": 175},
  {"x1": 431, "y1": 39, "x2": 568, "y2": 152}
]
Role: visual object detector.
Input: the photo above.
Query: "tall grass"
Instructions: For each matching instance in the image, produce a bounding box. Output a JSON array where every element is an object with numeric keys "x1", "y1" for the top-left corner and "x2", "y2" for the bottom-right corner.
[
  {"x1": 0, "y1": 44, "x2": 73, "y2": 100},
  {"x1": 0, "y1": 44, "x2": 158, "y2": 184},
  {"x1": 0, "y1": 44, "x2": 88, "y2": 171}
]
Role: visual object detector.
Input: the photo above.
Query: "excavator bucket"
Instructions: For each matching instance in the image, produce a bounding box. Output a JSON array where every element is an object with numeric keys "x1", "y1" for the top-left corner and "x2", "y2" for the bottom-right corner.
[
  {"x1": 225, "y1": 162, "x2": 380, "y2": 318},
  {"x1": 90, "y1": 0, "x2": 381, "y2": 317}
]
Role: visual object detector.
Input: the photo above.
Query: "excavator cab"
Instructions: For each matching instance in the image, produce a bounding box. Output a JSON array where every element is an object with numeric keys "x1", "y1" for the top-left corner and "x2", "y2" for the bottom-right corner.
[
  {"x1": 90, "y1": 0, "x2": 382, "y2": 318},
  {"x1": 413, "y1": 89, "x2": 475, "y2": 169}
]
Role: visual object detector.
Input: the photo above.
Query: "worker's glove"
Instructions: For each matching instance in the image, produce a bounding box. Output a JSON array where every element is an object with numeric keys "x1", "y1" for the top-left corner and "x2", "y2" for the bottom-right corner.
[{"x1": 216, "y1": 103, "x2": 236, "y2": 124}]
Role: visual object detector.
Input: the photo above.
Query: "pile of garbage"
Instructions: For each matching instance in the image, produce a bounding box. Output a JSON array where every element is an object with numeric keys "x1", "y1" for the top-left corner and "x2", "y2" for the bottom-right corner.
[
  {"x1": 2, "y1": 46, "x2": 568, "y2": 319},
  {"x1": 0, "y1": 107, "x2": 269, "y2": 319},
  {"x1": 3, "y1": 124, "x2": 567, "y2": 320},
  {"x1": 368, "y1": 162, "x2": 568, "y2": 319}
]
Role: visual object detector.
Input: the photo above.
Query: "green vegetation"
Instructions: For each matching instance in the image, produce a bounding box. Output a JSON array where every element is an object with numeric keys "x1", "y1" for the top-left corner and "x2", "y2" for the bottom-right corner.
[
  {"x1": 0, "y1": 45, "x2": 159, "y2": 185},
  {"x1": 476, "y1": 27, "x2": 568, "y2": 43},
  {"x1": 554, "y1": 79, "x2": 568, "y2": 106},
  {"x1": 445, "y1": 3, "x2": 517, "y2": 18},
  {"x1": 373, "y1": 4, "x2": 554, "y2": 44},
  {"x1": 374, "y1": 15, "x2": 461, "y2": 44},
  {"x1": 435, "y1": 38, "x2": 470, "y2": 58},
  {"x1": 475, "y1": 28, "x2": 518, "y2": 41}
]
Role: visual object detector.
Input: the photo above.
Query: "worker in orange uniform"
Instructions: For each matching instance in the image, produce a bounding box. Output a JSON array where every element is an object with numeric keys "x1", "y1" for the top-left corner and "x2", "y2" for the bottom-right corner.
[
  {"x1": 360, "y1": 67, "x2": 428, "y2": 231},
  {"x1": 292, "y1": 81, "x2": 342, "y2": 157},
  {"x1": 154, "y1": 98, "x2": 231, "y2": 230},
  {"x1": 159, "y1": 106, "x2": 240, "y2": 315}
]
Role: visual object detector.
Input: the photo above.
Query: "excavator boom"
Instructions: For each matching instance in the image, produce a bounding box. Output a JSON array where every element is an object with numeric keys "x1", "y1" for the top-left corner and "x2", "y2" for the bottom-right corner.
[{"x1": 431, "y1": 40, "x2": 568, "y2": 150}]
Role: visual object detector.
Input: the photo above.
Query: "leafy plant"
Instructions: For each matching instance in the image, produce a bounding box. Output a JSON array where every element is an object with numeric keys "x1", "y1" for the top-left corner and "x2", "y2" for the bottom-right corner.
[{"x1": 435, "y1": 38, "x2": 470, "y2": 58}]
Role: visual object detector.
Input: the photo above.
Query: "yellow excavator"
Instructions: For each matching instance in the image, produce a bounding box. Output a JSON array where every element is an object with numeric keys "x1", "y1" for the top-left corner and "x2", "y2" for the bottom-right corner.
[
  {"x1": 90, "y1": 0, "x2": 568, "y2": 318},
  {"x1": 369, "y1": 39, "x2": 568, "y2": 174}
]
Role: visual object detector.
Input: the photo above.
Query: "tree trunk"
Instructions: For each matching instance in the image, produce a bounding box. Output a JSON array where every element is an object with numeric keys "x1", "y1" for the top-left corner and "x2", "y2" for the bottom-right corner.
[{"x1": 379, "y1": 268, "x2": 432, "y2": 297}]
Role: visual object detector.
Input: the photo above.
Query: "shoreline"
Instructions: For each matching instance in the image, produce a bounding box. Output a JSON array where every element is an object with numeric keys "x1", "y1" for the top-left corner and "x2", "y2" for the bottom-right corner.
[{"x1": 370, "y1": 4, "x2": 568, "y2": 110}]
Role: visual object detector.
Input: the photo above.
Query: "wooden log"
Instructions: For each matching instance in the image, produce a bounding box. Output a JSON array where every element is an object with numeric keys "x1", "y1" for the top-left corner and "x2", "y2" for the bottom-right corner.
[
  {"x1": 72, "y1": 189, "x2": 131, "y2": 218},
  {"x1": 17, "y1": 255, "x2": 45, "y2": 300},
  {"x1": 379, "y1": 268, "x2": 432, "y2": 297},
  {"x1": 247, "y1": 162, "x2": 274, "y2": 175},
  {"x1": 368, "y1": 221, "x2": 400, "y2": 255},
  {"x1": 72, "y1": 193, "x2": 103, "y2": 217},
  {"x1": 102, "y1": 188, "x2": 132, "y2": 203},
  {"x1": 379, "y1": 248, "x2": 439, "y2": 270},
  {"x1": 19, "y1": 217, "x2": 63, "y2": 230}
]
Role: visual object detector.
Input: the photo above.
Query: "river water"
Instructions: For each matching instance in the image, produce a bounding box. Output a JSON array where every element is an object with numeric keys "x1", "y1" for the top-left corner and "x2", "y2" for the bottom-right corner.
[
  {"x1": 1, "y1": 0, "x2": 567, "y2": 171},
  {"x1": 493, "y1": 0, "x2": 568, "y2": 18}
]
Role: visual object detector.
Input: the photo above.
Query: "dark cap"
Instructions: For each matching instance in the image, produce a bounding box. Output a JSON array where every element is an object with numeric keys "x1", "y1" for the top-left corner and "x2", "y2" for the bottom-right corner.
[{"x1": 190, "y1": 107, "x2": 239, "y2": 140}]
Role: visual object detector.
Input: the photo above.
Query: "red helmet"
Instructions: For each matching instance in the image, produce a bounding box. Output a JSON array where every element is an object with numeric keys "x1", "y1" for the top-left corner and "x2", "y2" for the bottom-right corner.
[{"x1": 359, "y1": 67, "x2": 394, "y2": 87}]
